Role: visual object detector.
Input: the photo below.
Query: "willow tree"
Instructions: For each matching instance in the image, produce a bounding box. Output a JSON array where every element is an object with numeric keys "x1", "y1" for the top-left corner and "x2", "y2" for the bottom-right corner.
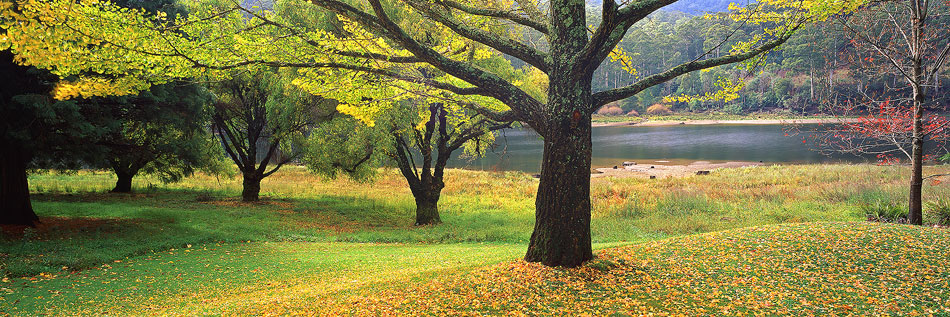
[{"x1": 2, "y1": 0, "x2": 859, "y2": 266}]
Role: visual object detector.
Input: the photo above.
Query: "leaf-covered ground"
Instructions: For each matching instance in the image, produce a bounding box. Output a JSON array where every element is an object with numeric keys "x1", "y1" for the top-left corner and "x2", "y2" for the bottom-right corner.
[
  {"x1": 320, "y1": 222, "x2": 950, "y2": 316},
  {"x1": 3, "y1": 222, "x2": 948, "y2": 315}
]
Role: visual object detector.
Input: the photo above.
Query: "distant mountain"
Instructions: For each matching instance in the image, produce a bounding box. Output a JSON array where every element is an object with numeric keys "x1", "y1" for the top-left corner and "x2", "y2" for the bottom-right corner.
[
  {"x1": 660, "y1": 0, "x2": 747, "y2": 14},
  {"x1": 586, "y1": 0, "x2": 745, "y2": 15}
]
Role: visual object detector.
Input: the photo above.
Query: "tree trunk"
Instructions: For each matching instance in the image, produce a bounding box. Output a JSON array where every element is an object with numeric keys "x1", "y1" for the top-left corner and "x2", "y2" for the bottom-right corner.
[
  {"x1": 524, "y1": 74, "x2": 594, "y2": 267},
  {"x1": 112, "y1": 171, "x2": 134, "y2": 193},
  {"x1": 908, "y1": 84, "x2": 924, "y2": 225},
  {"x1": 242, "y1": 173, "x2": 262, "y2": 202},
  {"x1": 0, "y1": 148, "x2": 38, "y2": 226},
  {"x1": 525, "y1": 118, "x2": 594, "y2": 267},
  {"x1": 414, "y1": 190, "x2": 442, "y2": 226}
]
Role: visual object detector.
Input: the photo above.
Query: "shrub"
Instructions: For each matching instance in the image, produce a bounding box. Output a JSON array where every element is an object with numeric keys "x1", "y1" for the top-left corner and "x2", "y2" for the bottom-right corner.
[
  {"x1": 646, "y1": 104, "x2": 673, "y2": 115},
  {"x1": 927, "y1": 197, "x2": 950, "y2": 225},
  {"x1": 861, "y1": 200, "x2": 907, "y2": 223},
  {"x1": 596, "y1": 105, "x2": 624, "y2": 116},
  {"x1": 626, "y1": 109, "x2": 640, "y2": 117}
]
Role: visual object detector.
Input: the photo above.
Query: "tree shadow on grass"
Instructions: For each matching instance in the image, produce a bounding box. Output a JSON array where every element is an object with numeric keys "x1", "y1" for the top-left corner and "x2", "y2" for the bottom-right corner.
[{"x1": 3, "y1": 189, "x2": 532, "y2": 277}]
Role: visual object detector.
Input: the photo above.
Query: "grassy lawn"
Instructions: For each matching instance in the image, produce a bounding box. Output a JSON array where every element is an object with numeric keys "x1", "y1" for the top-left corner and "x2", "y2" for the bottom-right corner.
[{"x1": 2, "y1": 164, "x2": 949, "y2": 315}]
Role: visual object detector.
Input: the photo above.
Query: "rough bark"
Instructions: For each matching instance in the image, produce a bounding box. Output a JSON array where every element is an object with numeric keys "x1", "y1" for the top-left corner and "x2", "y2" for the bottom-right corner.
[
  {"x1": 242, "y1": 173, "x2": 262, "y2": 202},
  {"x1": 0, "y1": 148, "x2": 38, "y2": 226},
  {"x1": 524, "y1": 119, "x2": 594, "y2": 266},
  {"x1": 413, "y1": 189, "x2": 442, "y2": 226},
  {"x1": 522, "y1": 0, "x2": 595, "y2": 267},
  {"x1": 524, "y1": 74, "x2": 595, "y2": 267}
]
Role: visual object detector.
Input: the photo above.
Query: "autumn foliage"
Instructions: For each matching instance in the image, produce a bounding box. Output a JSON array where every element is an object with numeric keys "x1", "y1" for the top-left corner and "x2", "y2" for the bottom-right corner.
[{"x1": 813, "y1": 100, "x2": 950, "y2": 164}]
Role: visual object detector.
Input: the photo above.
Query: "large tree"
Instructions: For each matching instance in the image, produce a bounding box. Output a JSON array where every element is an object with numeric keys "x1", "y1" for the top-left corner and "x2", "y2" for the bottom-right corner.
[
  {"x1": 1, "y1": 0, "x2": 857, "y2": 266},
  {"x1": 0, "y1": 51, "x2": 102, "y2": 225}
]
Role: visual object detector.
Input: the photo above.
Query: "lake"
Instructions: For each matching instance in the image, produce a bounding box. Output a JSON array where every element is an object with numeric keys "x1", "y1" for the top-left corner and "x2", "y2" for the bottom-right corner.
[{"x1": 448, "y1": 124, "x2": 874, "y2": 173}]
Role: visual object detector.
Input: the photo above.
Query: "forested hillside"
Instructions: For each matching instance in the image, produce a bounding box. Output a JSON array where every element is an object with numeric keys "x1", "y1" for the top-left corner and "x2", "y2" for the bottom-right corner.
[{"x1": 570, "y1": 4, "x2": 950, "y2": 115}]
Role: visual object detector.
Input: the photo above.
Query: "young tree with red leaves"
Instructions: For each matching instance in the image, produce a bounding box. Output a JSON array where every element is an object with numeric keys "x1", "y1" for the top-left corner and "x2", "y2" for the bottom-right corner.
[
  {"x1": 814, "y1": 98, "x2": 950, "y2": 165},
  {"x1": 821, "y1": 0, "x2": 950, "y2": 224}
]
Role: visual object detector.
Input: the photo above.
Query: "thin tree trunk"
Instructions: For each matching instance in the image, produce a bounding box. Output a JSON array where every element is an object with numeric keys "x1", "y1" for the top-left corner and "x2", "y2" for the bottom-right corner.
[
  {"x1": 242, "y1": 173, "x2": 262, "y2": 202},
  {"x1": 909, "y1": 84, "x2": 924, "y2": 225},
  {"x1": 0, "y1": 148, "x2": 38, "y2": 226},
  {"x1": 908, "y1": 7, "x2": 925, "y2": 225}
]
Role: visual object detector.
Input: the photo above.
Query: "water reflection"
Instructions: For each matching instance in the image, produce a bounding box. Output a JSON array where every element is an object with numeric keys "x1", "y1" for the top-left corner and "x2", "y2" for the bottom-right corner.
[{"x1": 448, "y1": 124, "x2": 873, "y2": 173}]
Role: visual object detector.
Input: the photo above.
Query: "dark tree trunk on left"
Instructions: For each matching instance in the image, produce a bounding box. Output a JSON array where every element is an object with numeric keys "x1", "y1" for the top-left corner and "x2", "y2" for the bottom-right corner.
[{"x1": 0, "y1": 145, "x2": 38, "y2": 226}]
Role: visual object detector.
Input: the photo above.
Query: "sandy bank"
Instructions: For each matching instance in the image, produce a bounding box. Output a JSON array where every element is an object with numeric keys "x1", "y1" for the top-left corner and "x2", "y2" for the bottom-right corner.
[
  {"x1": 592, "y1": 160, "x2": 765, "y2": 178},
  {"x1": 592, "y1": 118, "x2": 858, "y2": 127}
]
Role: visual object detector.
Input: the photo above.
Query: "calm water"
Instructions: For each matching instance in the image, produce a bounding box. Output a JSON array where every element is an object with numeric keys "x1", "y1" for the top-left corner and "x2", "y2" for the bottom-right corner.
[{"x1": 448, "y1": 124, "x2": 873, "y2": 173}]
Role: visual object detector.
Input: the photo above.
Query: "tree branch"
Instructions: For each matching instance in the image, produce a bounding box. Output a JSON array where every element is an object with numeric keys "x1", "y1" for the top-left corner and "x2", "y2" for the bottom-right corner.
[
  {"x1": 400, "y1": 0, "x2": 550, "y2": 73},
  {"x1": 578, "y1": 0, "x2": 678, "y2": 74},
  {"x1": 591, "y1": 25, "x2": 801, "y2": 109},
  {"x1": 436, "y1": 0, "x2": 548, "y2": 34},
  {"x1": 309, "y1": 0, "x2": 544, "y2": 127}
]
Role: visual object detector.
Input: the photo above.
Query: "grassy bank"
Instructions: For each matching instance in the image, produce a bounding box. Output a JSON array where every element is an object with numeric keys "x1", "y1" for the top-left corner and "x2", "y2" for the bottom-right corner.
[
  {"x1": 592, "y1": 112, "x2": 844, "y2": 124},
  {"x1": 2, "y1": 164, "x2": 949, "y2": 315}
]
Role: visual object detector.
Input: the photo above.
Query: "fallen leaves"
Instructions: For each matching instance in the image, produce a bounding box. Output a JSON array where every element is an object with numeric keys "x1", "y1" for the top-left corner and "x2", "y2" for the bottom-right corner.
[{"x1": 327, "y1": 222, "x2": 950, "y2": 315}]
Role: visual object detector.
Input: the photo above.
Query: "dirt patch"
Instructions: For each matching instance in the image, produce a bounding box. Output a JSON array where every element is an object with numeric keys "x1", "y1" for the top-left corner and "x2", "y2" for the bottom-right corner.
[
  {"x1": 199, "y1": 198, "x2": 294, "y2": 209},
  {"x1": 30, "y1": 192, "x2": 157, "y2": 203},
  {"x1": 1, "y1": 216, "x2": 148, "y2": 240}
]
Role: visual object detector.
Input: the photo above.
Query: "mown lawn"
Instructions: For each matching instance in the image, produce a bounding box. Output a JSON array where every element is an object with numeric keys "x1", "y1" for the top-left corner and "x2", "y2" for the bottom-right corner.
[{"x1": 2, "y1": 164, "x2": 949, "y2": 315}]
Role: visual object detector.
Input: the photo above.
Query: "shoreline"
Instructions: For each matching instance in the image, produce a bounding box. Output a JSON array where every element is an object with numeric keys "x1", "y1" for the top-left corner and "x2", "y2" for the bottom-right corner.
[
  {"x1": 592, "y1": 160, "x2": 765, "y2": 178},
  {"x1": 592, "y1": 118, "x2": 859, "y2": 127}
]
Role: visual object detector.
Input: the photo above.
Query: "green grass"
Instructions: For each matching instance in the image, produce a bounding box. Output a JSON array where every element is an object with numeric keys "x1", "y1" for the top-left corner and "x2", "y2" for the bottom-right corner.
[
  {"x1": 2, "y1": 164, "x2": 950, "y2": 315},
  {"x1": 2, "y1": 242, "x2": 525, "y2": 315}
]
